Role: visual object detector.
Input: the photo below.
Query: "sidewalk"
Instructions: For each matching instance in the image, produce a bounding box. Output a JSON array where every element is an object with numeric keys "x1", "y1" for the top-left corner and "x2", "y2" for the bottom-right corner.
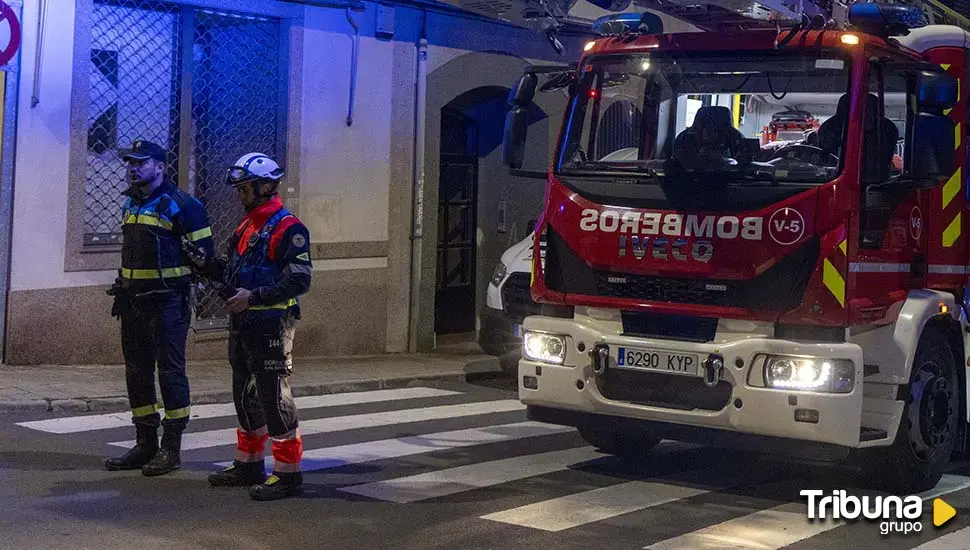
[{"x1": 0, "y1": 343, "x2": 506, "y2": 414}]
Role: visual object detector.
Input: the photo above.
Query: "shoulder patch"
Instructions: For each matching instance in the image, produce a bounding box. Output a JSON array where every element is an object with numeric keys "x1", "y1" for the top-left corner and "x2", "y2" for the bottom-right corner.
[{"x1": 292, "y1": 233, "x2": 306, "y2": 249}]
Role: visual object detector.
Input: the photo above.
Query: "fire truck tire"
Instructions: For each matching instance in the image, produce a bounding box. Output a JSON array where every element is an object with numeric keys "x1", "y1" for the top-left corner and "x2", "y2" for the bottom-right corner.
[
  {"x1": 577, "y1": 426, "x2": 660, "y2": 458},
  {"x1": 870, "y1": 328, "x2": 959, "y2": 494}
]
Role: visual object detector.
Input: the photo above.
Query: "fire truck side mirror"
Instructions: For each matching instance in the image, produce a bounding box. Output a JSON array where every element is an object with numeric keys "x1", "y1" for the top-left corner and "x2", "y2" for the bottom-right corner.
[
  {"x1": 504, "y1": 107, "x2": 528, "y2": 169},
  {"x1": 509, "y1": 72, "x2": 538, "y2": 107},
  {"x1": 908, "y1": 71, "x2": 958, "y2": 181},
  {"x1": 916, "y1": 70, "x2": 957, "y2": 111}
]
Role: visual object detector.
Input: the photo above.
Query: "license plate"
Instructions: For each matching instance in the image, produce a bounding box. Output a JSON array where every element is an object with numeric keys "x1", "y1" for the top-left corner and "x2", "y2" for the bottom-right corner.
[
  {"x1": 616, "y1": 347, "x2": 698, "y2": 376},
  {"x1": 513, "y1": 324, "x2": 521, "y2": 337}
]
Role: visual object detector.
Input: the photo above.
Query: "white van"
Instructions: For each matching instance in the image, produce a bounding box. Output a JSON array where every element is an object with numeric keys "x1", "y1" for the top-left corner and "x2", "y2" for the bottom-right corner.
[{"x1": 478, "y1": 231, "x2": 545, "y2": 374}]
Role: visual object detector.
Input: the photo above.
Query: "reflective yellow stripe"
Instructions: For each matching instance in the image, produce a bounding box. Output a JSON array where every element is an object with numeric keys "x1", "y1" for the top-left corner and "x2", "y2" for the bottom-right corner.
[
  {"x1": 250, "y1": 298, "x2": 297, "y2": 311},
  {"x1": 164, "y1": 406, "x2": 190, "y2": 420},
  {"x1": 943, "y1": 167, "x2": 962, "y2": 209},
  {"x1": 838, "y1": 239, "x2": 846, "y2": 254},
  {"x1": 186, "y1": 227, "x2": 212, "y2": 242},
  {"x1": 123, "y1": 212, "x2": 173, "y2": 231},
  {"x1": 132, "y1": 404, "x2": 159, "y2": 417},
  {"x1": 121, "y1": 266, "x2": 192, "y2": 280},
  {"x1": 956, "y1": 123, "x2": 962, "y2": 150},
  {"x1": 944, "y1": 212, "x2": 962, "y2": 247},
  {"x1": 822, "y1": 258, "x2": 845, "y2": 308}
]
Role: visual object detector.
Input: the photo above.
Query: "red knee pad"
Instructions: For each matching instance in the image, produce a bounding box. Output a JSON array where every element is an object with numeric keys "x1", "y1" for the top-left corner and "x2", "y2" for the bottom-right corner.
[
  {"x1": 272, "y1": 435, "x2": 303, "y2": 465},
  {"x1": 237, "y1": 428, "x2": 269, "y2": 454}
]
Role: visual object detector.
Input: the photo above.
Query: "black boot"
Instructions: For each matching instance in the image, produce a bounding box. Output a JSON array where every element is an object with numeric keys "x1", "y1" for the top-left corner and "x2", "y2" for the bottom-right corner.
[
  {"x1": 104, "y1": 424, "x2": 158, "y2": 471},
  {"x1": 249, "y1": 472, "x2": 303, "y2": 501},
  {"x1": 208, "y1": 460, "x2": 267, "y2": 487},
  {"x1": 142, "y1": 423, "x2": 183, "y2": 477}
]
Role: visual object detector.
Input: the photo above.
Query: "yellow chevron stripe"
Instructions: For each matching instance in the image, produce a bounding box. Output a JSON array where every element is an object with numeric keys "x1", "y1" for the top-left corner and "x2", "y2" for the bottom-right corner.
[
  {"x1": 944, "y1": 212, "x2": 962, "y2": 248},
  {"x1": 943, "y1": 167, "x2": 962, "y2": 209},
  {"x1": 957, "y1": 122, "x2": 962, "y2": 150},
  {"x1": 942, "y1": 64, "x2": 951, "y2": 71},
  {"x1": 822, "y1": 259, "x2": 845, "y2": 308},
  {"x1": 838, "y1": 239, "x2": 846, "y2": 255},
  {"x1": 945, "y1": 107, "x2": 953, "y2": 116}
]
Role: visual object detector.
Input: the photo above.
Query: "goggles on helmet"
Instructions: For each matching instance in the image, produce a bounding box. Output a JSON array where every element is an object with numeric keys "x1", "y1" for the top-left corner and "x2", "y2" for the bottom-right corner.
[
  {"x1": 227, "y1": 166, "x2": 257, "y2": 186},
  {"x1": 226, "y1": 165, "x2": 284, "y2": 187}
]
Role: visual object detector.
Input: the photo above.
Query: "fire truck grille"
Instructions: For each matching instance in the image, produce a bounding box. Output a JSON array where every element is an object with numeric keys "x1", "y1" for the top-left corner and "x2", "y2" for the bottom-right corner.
[
  {"x1": 543, "y1": 228, "x2": 819, "y2": 312},
  {"x1": 596, "y1": 368, "x2": 732, "y2": 412},
  {"x1": 501, "y1": 273, "x2": 540, "y2": 322}
]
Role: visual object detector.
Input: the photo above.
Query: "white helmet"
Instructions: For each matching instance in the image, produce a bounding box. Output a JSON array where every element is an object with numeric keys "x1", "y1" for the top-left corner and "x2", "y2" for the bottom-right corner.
[{"x1": 226, "y1": 152, "x2": 284, "y2": 186}]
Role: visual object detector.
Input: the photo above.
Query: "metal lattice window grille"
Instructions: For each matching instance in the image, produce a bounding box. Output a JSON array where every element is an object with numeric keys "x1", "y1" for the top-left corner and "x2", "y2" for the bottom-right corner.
[{"x1": 85, "y1": 0, "x2": 285, "y2": 331}]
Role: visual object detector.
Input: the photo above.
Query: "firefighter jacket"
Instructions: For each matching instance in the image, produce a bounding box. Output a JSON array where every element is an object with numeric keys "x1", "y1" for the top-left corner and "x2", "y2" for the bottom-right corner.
[
  {"x1": 216, "y1": 196, "x2": 312, "y2": 320},
  {"x1": 120, "y1": 181, "x2": 215, "y2": 295}
]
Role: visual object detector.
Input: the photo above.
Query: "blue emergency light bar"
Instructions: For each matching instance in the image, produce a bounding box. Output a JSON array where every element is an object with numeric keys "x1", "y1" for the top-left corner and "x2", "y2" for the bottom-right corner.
[
  {"x1": 848, "y1": 2, "x2": 928, "y2": 36},
  {"x1": 592, "y1": 12, "x2": 664, "y2": 36}
]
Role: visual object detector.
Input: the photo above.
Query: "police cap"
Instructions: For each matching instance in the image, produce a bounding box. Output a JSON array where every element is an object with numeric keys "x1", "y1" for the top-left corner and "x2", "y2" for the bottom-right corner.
[{"x1": 122, "y1": 139, "x2": 167, "y2": 163}]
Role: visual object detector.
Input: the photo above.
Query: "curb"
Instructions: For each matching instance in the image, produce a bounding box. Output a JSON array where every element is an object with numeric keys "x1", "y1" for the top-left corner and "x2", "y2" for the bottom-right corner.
[{"x1": 0, "y1": 368, "x2": 505, "y2": 415}]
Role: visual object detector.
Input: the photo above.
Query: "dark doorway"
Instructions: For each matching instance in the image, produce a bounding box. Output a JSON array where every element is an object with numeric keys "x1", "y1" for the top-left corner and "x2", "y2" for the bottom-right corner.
[{"x1": 435, "y1": 108, "x2": 478, "y2": 334}]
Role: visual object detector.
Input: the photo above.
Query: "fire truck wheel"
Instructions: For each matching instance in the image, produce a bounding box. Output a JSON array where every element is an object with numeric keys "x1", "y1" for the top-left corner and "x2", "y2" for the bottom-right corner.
[
  {"x1": 873, "y1": 328, "x2": 959, "y2": 494},
  {"x1": 577, "y1": 426, "x2": 660, "y2": 458}
]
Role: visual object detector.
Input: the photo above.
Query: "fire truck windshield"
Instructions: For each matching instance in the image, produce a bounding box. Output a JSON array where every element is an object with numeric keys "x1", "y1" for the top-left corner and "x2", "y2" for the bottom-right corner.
[{"x1": 557, "y1": 51, "x2": 853, "y2": 186}]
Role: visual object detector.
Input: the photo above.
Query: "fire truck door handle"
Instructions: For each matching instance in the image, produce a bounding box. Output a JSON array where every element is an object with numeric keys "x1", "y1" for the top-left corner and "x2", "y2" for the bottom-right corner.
[{"x1": 910, "y1": 254, "x2": 926, "y2": 277}]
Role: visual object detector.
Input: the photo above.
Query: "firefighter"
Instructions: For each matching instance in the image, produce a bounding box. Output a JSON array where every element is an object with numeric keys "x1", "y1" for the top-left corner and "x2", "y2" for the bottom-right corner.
[
  {"x1": 104, "y1": 139, "x2": 215, "y2": 476},
  {"x1": 184, "y1": 152, "x2": 311, "y2": 501}
]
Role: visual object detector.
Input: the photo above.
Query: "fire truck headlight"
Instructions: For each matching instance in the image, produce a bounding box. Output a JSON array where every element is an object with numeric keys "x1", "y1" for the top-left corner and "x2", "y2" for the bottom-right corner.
[
  {"x1": 523, "y1": 331, "x2": 566, "y2": 365},
  {"x1": 764, "y1": 356, "x2": 855, "y2": 393}
]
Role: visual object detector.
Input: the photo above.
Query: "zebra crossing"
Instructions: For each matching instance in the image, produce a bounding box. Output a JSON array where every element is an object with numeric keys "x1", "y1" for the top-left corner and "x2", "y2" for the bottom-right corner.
[{"x1": 10, "y1": 382, "x2": 970, "y2": 549}]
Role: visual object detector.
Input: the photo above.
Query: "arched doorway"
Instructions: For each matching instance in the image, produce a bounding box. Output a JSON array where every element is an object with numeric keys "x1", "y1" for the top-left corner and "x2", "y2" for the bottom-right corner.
[{"x1": 435, "y1": 107, "x2": 479, "y2": 334}]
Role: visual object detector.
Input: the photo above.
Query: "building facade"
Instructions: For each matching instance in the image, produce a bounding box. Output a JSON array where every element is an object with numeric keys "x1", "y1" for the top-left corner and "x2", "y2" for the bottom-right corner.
[{"x1": 0, "y1": 0, "x2": 700, "y2": 365}]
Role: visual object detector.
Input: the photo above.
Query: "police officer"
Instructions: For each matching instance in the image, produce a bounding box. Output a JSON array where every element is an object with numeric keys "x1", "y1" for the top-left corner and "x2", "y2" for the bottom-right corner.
[
  {"x1": 185, "y1": 152, "x2": 311, "y2": 501},
  {"x1": 104, "y1": 139, "x2": 215, "y2": 477}
]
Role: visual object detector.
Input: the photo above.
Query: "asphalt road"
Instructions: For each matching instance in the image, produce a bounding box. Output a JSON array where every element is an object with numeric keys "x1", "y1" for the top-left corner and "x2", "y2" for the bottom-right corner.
[{"x1": 2, "y1": 376, "x2": 970, "y2": 550}]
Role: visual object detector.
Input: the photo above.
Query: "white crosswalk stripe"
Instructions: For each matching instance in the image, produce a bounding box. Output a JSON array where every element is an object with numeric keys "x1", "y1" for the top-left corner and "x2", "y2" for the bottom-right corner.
[
  {"x1": 214, "y1": 421, "x2": 575, "y2": 472},
  {"x1": 15, "y1": 387, "x2": 462, "y2": 434},
  {"x1": 112, "y1": 399, "x2": 526, "y2": 451},
  {"x1": 912, "y1": 526, "x2": 970, "y2": 549},
  {"x1": 481, "y1": 478, "x2": 716, "y2": 532},
  {"x1": 337, "y1": 446, "x2": 605, "y2": 503}
]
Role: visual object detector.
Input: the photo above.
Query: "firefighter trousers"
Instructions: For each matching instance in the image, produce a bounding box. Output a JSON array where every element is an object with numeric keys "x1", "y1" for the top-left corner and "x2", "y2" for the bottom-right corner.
[
  {"x1": 229, "y1": 312, "x2": 302, "y2": 472},
  {"x1": 120, "y1": 290, "x2": 192, "y2": 429}
]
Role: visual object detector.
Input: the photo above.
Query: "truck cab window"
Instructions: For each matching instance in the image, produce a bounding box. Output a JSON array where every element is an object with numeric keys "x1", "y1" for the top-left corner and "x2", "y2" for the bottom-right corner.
[{"x1": 861, "y1": 67, "x2": 907, "y2": 184}]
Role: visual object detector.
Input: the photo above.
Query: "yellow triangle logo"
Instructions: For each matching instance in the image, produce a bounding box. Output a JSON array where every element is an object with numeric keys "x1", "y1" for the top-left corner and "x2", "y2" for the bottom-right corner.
[{"x1": 934, "y1": 498, "x2": 957, "y2": 527}]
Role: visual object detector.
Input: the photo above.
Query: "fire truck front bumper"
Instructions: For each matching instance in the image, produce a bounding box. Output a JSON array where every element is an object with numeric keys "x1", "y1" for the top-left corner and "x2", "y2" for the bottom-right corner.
[{"x1": 517, "y1": 315, "x2": 882, "y2": 453}]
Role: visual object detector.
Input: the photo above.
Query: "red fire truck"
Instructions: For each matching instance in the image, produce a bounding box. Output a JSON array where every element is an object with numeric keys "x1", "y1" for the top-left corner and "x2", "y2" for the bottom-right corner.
[{"x1": 502, "y1": 3, "x2": 970, "y2": 492}]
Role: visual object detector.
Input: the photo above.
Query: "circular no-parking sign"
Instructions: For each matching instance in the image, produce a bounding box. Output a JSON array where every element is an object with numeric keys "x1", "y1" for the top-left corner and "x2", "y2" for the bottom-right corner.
[{"x1": 0, "y1": 2, "x2": 21, "y2": 68}]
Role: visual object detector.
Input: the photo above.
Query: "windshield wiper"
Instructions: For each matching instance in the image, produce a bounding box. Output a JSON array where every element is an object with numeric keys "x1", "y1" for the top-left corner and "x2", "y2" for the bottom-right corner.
[{"x1": 561, "y1": 164, "x2": 665, "y2": 184}]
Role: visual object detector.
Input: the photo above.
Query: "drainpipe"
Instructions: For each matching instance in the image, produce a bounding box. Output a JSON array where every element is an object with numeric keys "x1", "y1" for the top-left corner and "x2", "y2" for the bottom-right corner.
[
  {"x1": 345, "y1": 7, "x2": 359, "y2": 126},
  {"x1": 408, "y1": 15, "x2": 428, "y2": 352}
]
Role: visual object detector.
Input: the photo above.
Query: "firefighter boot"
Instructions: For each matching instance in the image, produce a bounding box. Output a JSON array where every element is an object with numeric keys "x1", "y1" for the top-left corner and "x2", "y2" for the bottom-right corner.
[
  {"x1": 104, "y1": 424, "x2": 158, "y2": 471},
  {"x1": 142, "y1": 423, "x2": 183, "y2": 477},
  {"x1": 248, "y1": 472, "x2": 303, "y2": 501},
  {"x1": 208, "y1": 460, "x2": 267, "y2": 487}
]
